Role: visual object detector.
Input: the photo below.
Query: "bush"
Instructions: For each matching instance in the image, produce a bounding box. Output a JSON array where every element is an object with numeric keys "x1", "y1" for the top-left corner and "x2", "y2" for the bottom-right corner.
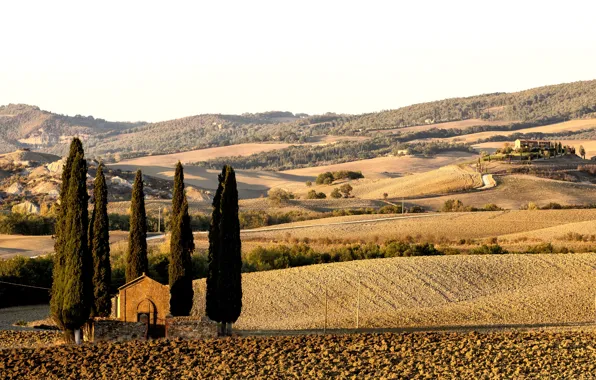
[
  {"x1": 307, "y1": 190, "x2": 327, "y2": 199},
  {"x1": 541, "y1": 202, "x2": 562, "y2": 210},
  {"x1": 0, "y1": 213, "x2": 55, "y2": 235},
  {"x1": 0, "y1": 256, "x2": 53, "y2": 308},
  {"x1": 339, "y1": 184, "x2": 353, "y2": 197},
  {"x1": 482, "y1": 203, "x2": 502, "y2": 211},
  {"x1": 268, "y1": 188, "x2": 295, "y2": 205},
  {"x1": 330, "y1": 188, "x2": 342, "y2": 198},
  {"x1": 441, "y1": 199, "x2": 466, "y2": 212},
  {"x1": 469, "y1": 244, "x2": 507, "y2": 255},
  {"x1": 316, "y1": 171, "x2": 364, "y2": 185}
]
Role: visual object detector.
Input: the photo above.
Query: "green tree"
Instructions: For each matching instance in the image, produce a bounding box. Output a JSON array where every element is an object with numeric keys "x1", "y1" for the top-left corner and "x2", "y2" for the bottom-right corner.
[
  {"x1": 169, "y1": 163, "x2": 195, "y2": 316},
  {"x1": 339, "y1": 183, "x2": 353, "y2": 198},
  {"x1": 330, "y1": 188, "x2": 342, "y2": 198},
  {"x1": 90, "y1": 164, "x2": 111, "y2": 317},
  {"x1": 59, "y1": 147, "x2": 92, "y2": 341},
  {"x1": 579, "y1": 145, "x2": 586, "y2": 159},
  {"x1": 206, "y1": 168, "x2": 224, "y2": 326},
  {"x1": 50, "y1": 138, "x2": 88, "y2": 341},
  {"x1": 218, "y1": 166, "x2": 242, "y2": 335},
  {"x1": 126, "y1": 170, "x2": 148, "y2": 282}
]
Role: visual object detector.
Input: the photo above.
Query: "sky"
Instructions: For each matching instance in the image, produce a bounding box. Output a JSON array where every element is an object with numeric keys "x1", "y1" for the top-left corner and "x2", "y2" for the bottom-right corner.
[{"x1": 1, "y1": 0, "x2": 595, "y2": 122}]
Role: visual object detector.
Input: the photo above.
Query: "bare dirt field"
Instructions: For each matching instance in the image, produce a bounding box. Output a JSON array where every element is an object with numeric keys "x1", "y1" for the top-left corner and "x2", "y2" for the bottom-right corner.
[
  {"x1": 1, "y1": 331, "x2": 595, "y2": 378},
  {"x1": 190, "y1": 253, "x2": 596, "y2": 332},
  {"x1": 239, "y1": 209, "x2": 596, "y2": 242}
]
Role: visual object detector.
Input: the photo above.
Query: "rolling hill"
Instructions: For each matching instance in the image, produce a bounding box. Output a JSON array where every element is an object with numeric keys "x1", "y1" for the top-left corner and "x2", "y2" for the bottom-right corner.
[{"x1": 191, "y1": 253, "x2": 596, "y2": 330}]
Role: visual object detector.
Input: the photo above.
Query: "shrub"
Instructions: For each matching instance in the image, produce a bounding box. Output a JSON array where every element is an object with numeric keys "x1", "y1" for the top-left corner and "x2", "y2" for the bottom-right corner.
[
  {"x1": 306, "y1": 190, "x2": 327, "y2": 199},
  {"x1": 268, "y1": 188, "x2": 295, "y2": 205},
  {"x1": 482, "y1": 203, "x2": 502, "y2": 211},
  {"x1": 541, "y1": 202, "x2": 562, "y2": 210},
  {"x1": 330, "y1": 188, "x2": 342, "y2": 199},
  {"x1": 339, "y1": 184, "x2": 353, "y2": 197},
  {"x1": 0, "y1": 213, "x2": 55, "y2": 235},
  {"x1": 441, "y1": 199, "x2": 466, "y2": 212},
  {"x1": 0, "y1": 256, "x2": 54, "y2": 308},
  {"x1": 469, "y1": 244, "x2": 507, "y2": 255}
]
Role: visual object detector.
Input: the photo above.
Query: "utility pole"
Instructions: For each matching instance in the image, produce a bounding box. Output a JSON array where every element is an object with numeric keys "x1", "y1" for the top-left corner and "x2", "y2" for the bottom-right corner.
[
  {"x1": 402, "y1": 198, "x2": 405, "y2": 214},
  {"x1": 324, "y1": 279, "x2": 328, "y2": 334},
  {"x1": 356, "y1": 272, "x2": 360, "y2": 329},
  {"x1": 157, "y1": 207, "x2": 161, "y2": 233}
]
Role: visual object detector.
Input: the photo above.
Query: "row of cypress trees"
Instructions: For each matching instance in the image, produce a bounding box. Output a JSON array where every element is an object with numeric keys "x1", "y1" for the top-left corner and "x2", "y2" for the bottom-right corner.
[
  {"x1": 206, "y1": 165, "x2": 242, "y2": 335},
  {"x1": 51, "y1": 139, "x2": 243, "y2": 340},
  {"x1": 51, "y1": 138, "x2": 112, "y2": 342}
]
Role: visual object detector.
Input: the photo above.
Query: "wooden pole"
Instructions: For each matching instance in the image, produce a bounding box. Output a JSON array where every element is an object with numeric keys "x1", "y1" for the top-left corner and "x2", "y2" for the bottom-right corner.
[
  {"x1": 356, "y1": 273, "x2": 360, "y2": 329},
  {"x1": 157, "y1": 207, "x2": 161, "y2": 233},
  {"x1": 324, "y1": 279, "x2": 328, "y2": 334}
]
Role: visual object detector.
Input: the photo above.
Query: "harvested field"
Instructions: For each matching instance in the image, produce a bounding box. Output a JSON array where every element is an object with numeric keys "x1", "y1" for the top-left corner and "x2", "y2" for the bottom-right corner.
[
  {"x1": 447, "y1": 119, "x2": 596, "y2": 143},
  {"x1": 115, "y1": 143, "x2": 296, "y2": 167},
  {"x1": 191, "y1": 253, "x2": 596, "y2": 331},
  {"x1": 1, "y1": 331, "x2": 595, "y2": 378},
  {"x1": 0, "y1": 231, "x2": 130, "y2": 259},
  {"x1": 240, "y1": 209, "x2": 596, "y2": 242},
  {"x1": 281, "y1": 151, "x2": 477, "y2": 180},
  {"x1": 0, "y1": 330, "x2": 60, "y2": 350},
  {"x1": 378, "y1": 118, "x2": 512, "y2": 134},
  {"x1": 411, "y1": 174, "x2": 596, "y2": 211},
  {"x1": 349, "y1": 165, "x2": 482, "y2": 199}
]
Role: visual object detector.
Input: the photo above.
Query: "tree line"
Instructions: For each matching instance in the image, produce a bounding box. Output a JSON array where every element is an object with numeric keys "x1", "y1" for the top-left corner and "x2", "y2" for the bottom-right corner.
[{"x1": 50, "y1": 138, "x2": 242, "y2": 342}]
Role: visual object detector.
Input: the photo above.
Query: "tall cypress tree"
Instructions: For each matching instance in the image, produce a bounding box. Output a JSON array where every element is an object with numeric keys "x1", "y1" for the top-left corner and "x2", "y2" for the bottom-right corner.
[
  {"x1": 91, "y1": 164, "x2": 112, "y2": 317},
  {"x1": 60, "y1": 150, "x2": 92, "y2": 337},
  {"x1": 51, "y1": 138, "x2": 84, "y2": 334},
  {"x1": 126, "y1": 170, "x2": 148, "y2": 282},
  {"x1": 170, "y1": 161, "x2": 184, "y2": 226},
  {"x1": 169, "y1": 199, "x2": 195, "y2": 315},
  {"x1": 217, "y1": 166, "x2": 242, "y2": 335},
  {"x1": 206, "y1": 168, "x2": 225, "y2": 323},
  {"x1": 169, "y1": 163, "x2": 195, "y2": 316}
]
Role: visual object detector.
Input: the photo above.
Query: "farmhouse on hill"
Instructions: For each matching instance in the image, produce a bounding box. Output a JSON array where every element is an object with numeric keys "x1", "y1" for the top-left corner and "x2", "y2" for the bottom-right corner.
[{"x1": 514, "y1": 139, "x2": 551, "y2": 150}]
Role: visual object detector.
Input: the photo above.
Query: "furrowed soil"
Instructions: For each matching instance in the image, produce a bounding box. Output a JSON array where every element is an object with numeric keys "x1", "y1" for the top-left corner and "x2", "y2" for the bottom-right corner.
[{"x1": 1, "y1": 331, "x2": 595, "y2": 379}]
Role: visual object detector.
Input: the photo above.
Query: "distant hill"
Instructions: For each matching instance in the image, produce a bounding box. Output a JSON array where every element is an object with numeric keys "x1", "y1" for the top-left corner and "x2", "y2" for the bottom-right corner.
[{"x1": 2, "y1": 79, "x2": 596, "y2": 158}]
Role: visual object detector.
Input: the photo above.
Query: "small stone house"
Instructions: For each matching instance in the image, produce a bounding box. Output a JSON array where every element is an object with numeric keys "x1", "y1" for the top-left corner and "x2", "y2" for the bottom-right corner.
[{"x1": 113, "y1": 274, "x2": 170, "y2": 328}]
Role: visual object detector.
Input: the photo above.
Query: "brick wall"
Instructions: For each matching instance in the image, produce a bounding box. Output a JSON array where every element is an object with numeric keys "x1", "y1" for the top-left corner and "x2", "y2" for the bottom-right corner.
[
  {"x1": 85, "y1": 319, "x2": 148, "y2": 342},
  {"x1": 166, "y1": 316, "x2": 217, "y2": 339}
]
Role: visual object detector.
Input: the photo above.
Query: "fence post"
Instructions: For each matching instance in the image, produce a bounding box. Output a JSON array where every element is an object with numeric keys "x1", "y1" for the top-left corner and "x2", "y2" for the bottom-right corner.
[
  {"x1": 324, "y1": 279, "x2": 328, "y2": 334},
  {"x1": 356, "y1": 273, "x2": 360, "y2": 329}
]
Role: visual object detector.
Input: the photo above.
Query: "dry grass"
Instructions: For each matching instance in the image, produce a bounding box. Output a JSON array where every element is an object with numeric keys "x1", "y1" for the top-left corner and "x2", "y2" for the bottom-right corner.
[
  {"x1": 349, "y1": 165, "x2": 482, "y2": 199},
  {"x1": 191, "y1": 253, "x2": 596, "y2": 331},
  {"x1": 240, "y1": 209, "x2": 596, "y2": 242}
]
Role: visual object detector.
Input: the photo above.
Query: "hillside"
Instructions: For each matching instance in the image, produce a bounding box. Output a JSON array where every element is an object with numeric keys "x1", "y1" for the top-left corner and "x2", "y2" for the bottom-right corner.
[
  {"x1": 3, "y1": 79, "x2": 596, "y2": 160},
  {"x1": 191, "y1": 253, "x2": 596, "y2": 330}
]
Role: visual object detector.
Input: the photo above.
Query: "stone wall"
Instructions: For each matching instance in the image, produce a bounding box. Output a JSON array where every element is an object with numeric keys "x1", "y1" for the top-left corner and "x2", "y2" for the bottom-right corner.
[
  {"x1": 85, "y1": 319, "x2": 147, "y2": 342},
  {"x1": 166, "y1": 316, "x2": 217, "y2": 339}
]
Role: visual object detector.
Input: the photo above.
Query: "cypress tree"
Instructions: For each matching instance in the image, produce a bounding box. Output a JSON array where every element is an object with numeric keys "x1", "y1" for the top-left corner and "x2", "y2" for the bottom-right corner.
[
  {"x1": 170, "y1": 161, "x2": 184, "y2": 226},
  {"x1": 217, "y1": 165, "x2": 242, "y2": 335},
  {"x1": 169, "y1": 163, "x2": 195, "y2": 316},
  {"x1": 126, "y1": 170, "x2": 148, "y2": 282},
  {"x1": 206, "y1": 168, "x2": 225, "y2": 323},
  {"x1": 51, "y1": 138, "x2": 84, "y2": 334},
  {"x1": 169, "y1": 198, "x2": 195, "y2": 315},
  {"x1": 60, "y1": 150, "x2": 92, "y2": 337},
  {"x1": 91, "y1": 164, "x2": 112, "y2": 317}
]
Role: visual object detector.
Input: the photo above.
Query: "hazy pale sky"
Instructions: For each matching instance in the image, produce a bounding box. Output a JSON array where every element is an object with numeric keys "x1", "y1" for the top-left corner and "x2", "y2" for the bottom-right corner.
[{"x1": 1, "y1": 0, "x2": 595, "y2": 122}]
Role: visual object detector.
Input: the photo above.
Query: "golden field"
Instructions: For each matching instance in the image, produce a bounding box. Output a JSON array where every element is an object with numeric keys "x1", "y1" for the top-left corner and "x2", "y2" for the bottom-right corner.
[
  {"x1": 191, "y1": 253, "x2": 596, "y2": 331},
  {"x1": 239, "y1": 209, "x2": 596, "y2": 242}
]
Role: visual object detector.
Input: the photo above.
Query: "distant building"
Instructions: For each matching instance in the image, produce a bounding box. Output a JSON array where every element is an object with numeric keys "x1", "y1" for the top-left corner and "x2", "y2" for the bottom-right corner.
[{"x1": 514, "y1": 139, "x2": 552, "y2": 150}]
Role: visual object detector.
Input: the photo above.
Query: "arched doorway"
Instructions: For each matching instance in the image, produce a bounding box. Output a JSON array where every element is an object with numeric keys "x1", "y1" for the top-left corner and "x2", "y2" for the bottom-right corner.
[{"x1": 136, "y1": 299, "x2": 160, "y2": 337}]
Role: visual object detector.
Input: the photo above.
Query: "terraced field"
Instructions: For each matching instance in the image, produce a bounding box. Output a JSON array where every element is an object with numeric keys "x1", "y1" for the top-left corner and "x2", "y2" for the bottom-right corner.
[{"x1": 191, "y1": 253, "x2": 596, "y2": 331}]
